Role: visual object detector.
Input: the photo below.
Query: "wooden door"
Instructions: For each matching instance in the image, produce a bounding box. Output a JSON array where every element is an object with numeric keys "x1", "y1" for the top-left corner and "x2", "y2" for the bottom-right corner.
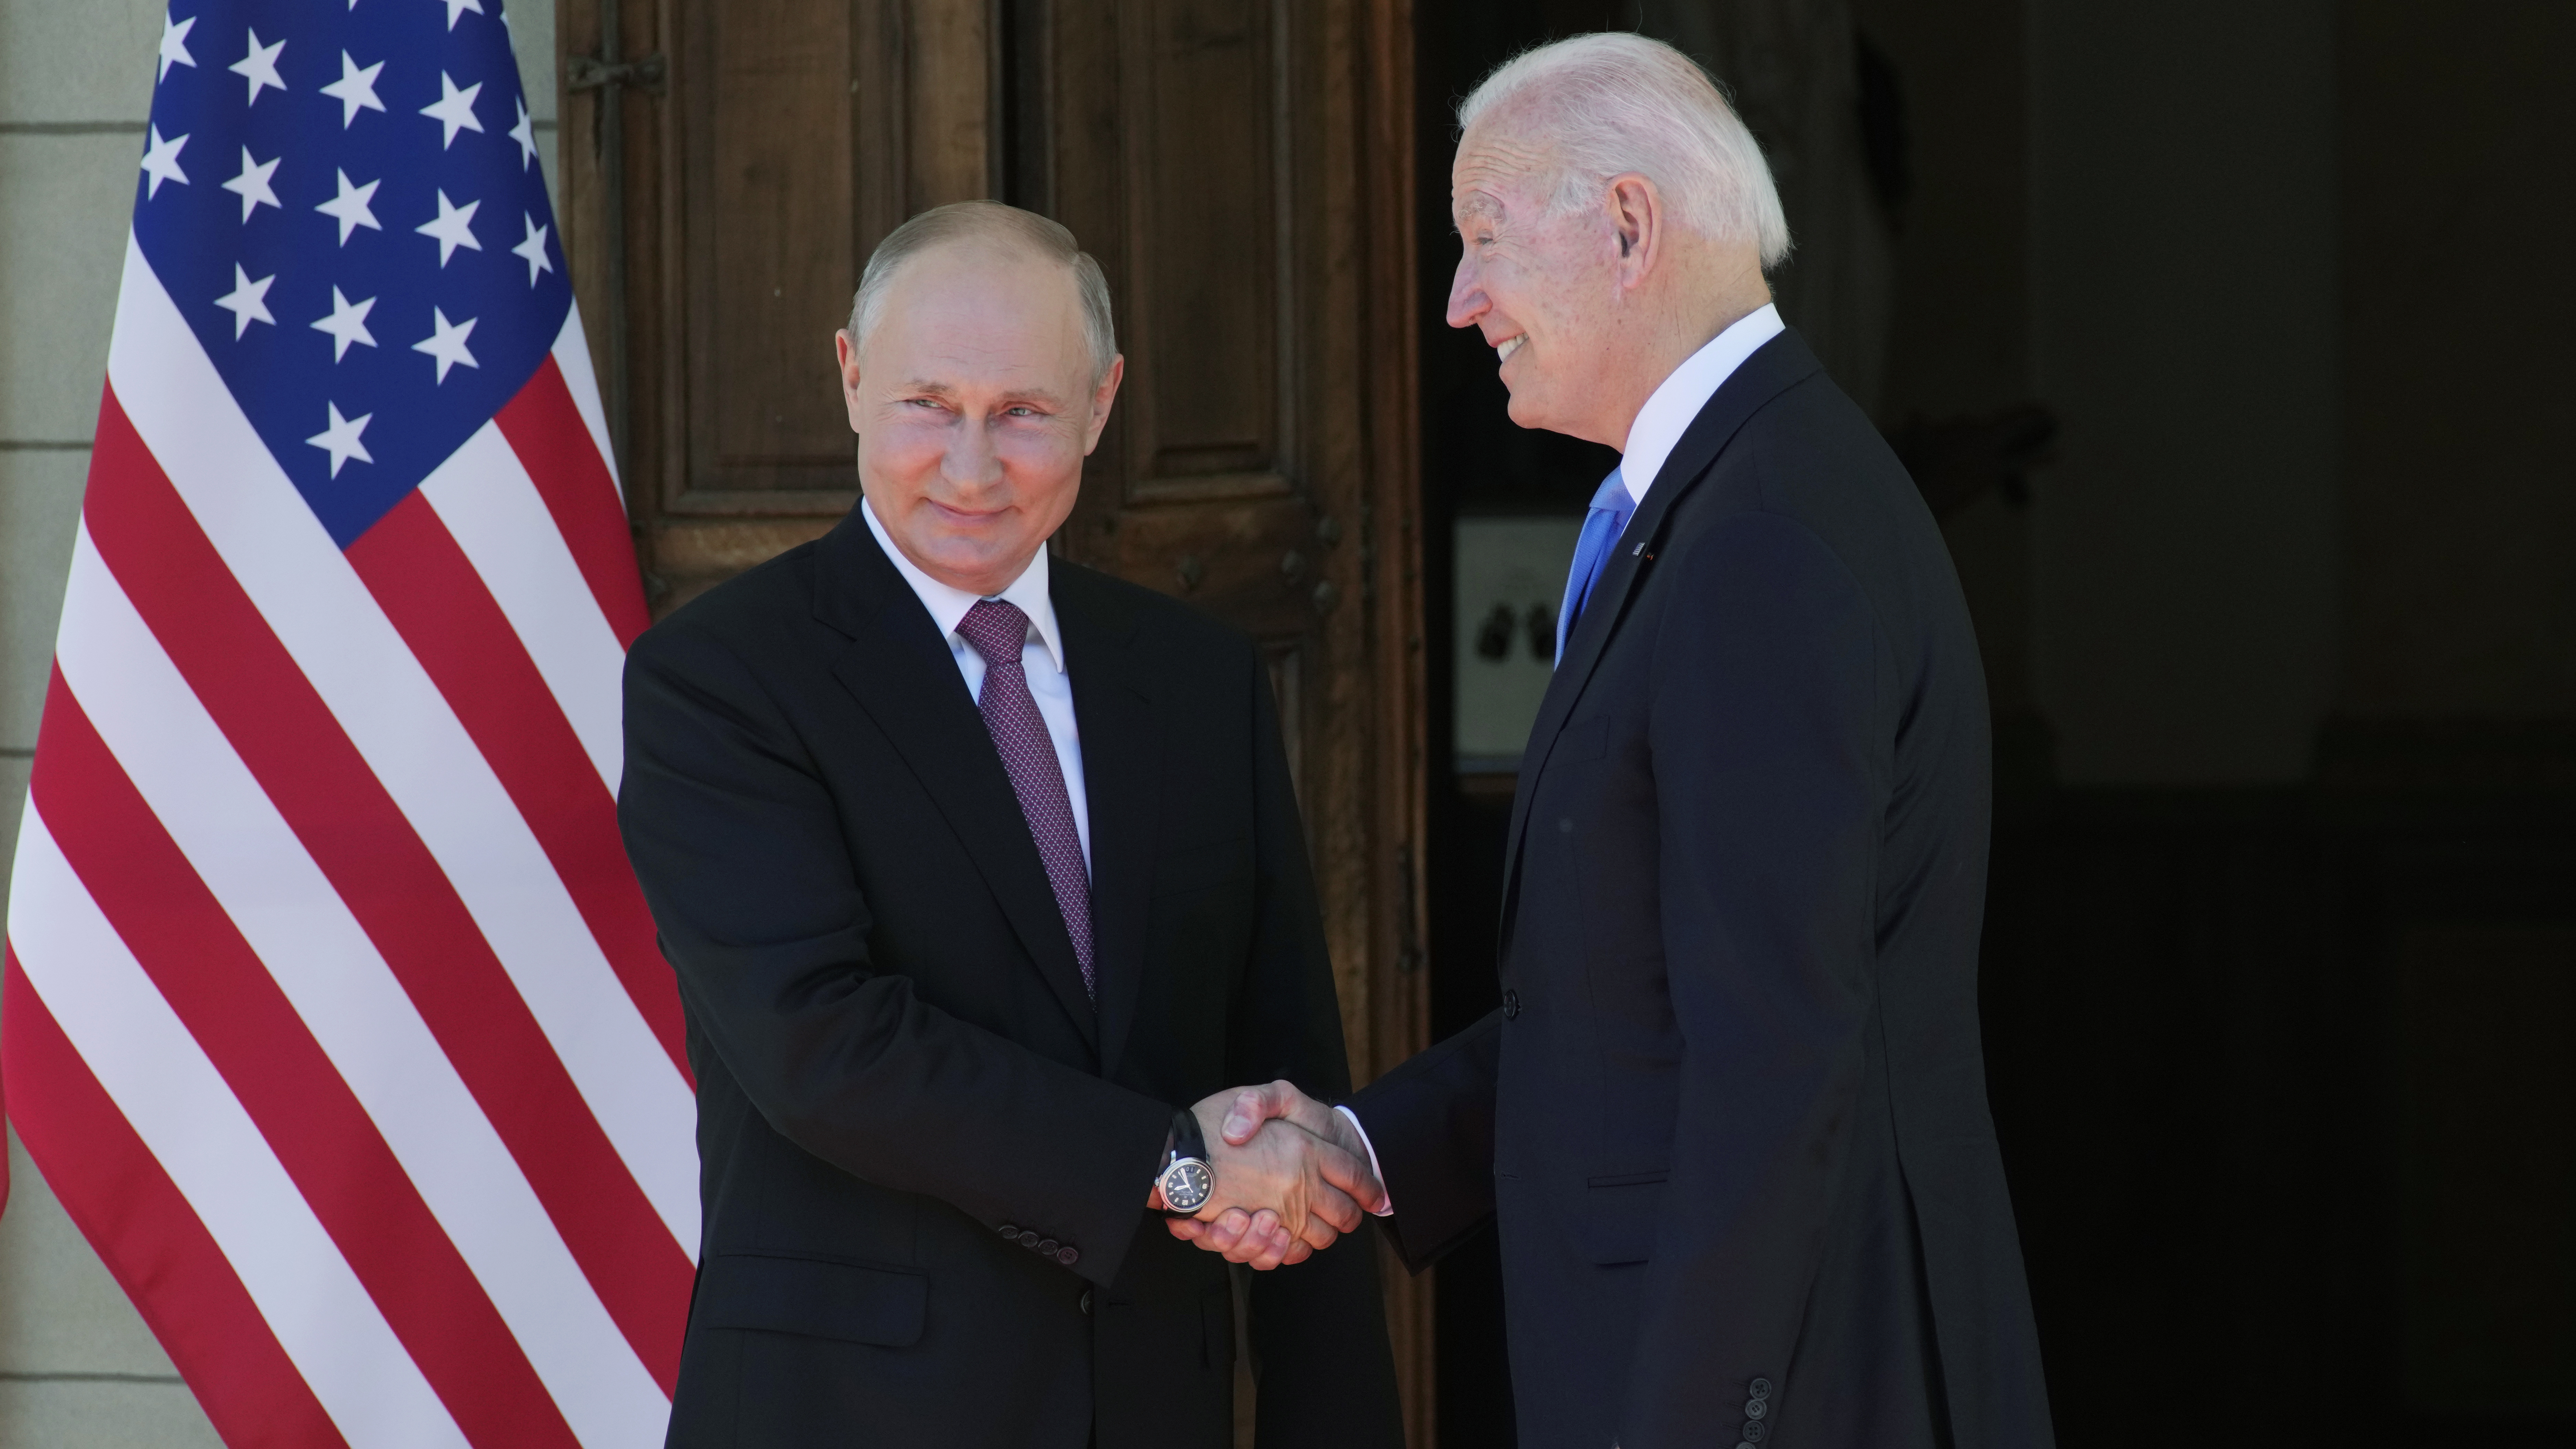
[{"x1": 555, "y1": 0, "x2": 1432, "y2": 1439}]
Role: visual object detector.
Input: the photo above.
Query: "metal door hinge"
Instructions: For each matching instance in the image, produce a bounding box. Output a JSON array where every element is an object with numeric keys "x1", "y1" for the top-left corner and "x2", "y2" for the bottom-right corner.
[{"x1": 567, "y1": 51, "x2": 666, "y2": 94}]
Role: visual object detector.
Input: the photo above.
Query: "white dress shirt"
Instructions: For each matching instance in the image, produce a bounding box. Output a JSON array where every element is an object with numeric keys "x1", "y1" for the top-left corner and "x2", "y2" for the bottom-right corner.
[
  {"x1": 1336, "y1": 302, "x2": 1786, "y2": 1212},
  {"x1": 861, "y1": 498, "x2": 1091, "y2": 871},
  {"x1": 1615, "y1": 302, "x2": 1784, "y2": 506}
]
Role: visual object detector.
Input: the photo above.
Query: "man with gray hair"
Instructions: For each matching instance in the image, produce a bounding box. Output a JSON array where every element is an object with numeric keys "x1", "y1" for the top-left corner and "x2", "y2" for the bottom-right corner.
[
  {"x1": 620, "y1": 201, "x2": 1402, "y2": 1448},
  {"x1": 1183, "y1": 34, "x2": 2054, "y2": 1449}
]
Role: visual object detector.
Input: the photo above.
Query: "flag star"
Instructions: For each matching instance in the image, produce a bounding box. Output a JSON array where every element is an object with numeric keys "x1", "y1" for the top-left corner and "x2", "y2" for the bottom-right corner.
[
  {"x1": 213, "y1": 264, "x2": 276, "y2": 339},
  {"x1": 229, "y1": 27, "x2": 287, "y2": 107},
  {"x1": 420, "y1": 71, "x2": 485, "y2": 148},
  {"x1": 306, "y1": 402, "x2": 374, "y2": 477},
  {"x1": 412, "y1": 308, "x2": 480, "y2": 383},
  {"x1": 310, "y1": 287, "x2": 378, "y2": 361},
  {"x1": 138, "y1": 126, "x2": 189, "y2": 197},
  {"x1": 440, "y1": 0, "x2": 486, "y2": 29},
  {"x1": 157, "y1": 13, "x2": 197, "y2": 81},
  {"x1": 508, "y1": 96, "x2": 537, "y2": 170},
  {"x1": 511, "y1": 214, "x2": 554, "y2": 285},
  {"x1": 316, "y1": 169, "x2": 382, "y2": 245},
  {"x1": 415, "y1": 190, "x2": 482, "y2": 265},
  {"x1": 319, "y1": 51, "x2": 386, "y2": 128},
  {"x1": 221, "y1": 147, "x2": 281, "y2": 223}
]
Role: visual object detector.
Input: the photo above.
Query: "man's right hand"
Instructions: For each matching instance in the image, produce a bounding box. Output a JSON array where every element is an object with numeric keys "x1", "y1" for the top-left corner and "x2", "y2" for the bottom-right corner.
[{"x1": 1165, "y1": 1081, "x2": 1388, "y2": 1269}]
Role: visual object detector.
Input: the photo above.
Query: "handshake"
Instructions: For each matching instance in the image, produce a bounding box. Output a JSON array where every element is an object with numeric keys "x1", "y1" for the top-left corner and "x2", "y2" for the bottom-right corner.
[{"x1": 1150, "y1": 1081, "x2": 1389, "y2": 1270}]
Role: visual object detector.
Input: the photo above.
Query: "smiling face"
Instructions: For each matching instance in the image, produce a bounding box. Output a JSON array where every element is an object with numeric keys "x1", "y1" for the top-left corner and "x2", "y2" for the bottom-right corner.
[
  {"x1": 1445, "y1": 116, "x2": 1639, "y2": 446},
  {"x1": 837, "y1": 243, "x2": 1123, "y2": 596}
]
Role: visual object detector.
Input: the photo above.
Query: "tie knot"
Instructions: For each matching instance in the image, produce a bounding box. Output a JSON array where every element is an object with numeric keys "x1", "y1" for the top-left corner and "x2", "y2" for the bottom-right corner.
[
  {"x1": 1590, "y1": 467, "x2": 1632, "y2": 519},
  {"x1": 955, "y1": 599, "x2": 1030, "y2": 664}
]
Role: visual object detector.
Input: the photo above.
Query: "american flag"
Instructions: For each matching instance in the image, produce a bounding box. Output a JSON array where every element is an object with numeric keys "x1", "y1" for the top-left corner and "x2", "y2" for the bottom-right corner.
[{"x1": 0, "y1": 1, "x2": 695, "y2": 1444}]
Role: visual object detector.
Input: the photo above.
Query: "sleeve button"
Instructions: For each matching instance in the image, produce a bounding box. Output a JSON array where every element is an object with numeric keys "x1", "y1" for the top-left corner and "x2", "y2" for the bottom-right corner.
[
  {"x1": 1018, "y1": 1231, "x2": 1041, "y2": 1248},
  {"x1": 1744, "y1": 1398, "x2": 1767, "y2": 1419},
  {"x1": 1057, "y1": 1246, "x2": 1080, "y2": 1266},
  {"x1": 1038, "y1": 1238, "x2": 1059, "y2": 1255},
  {"x1": 1743, "y1": 1422, "x2": 1767, "y2": 1442},
  {"x1": 1749, "y1": 1377, "x2": 1772, "y2": 1398},
  {"x1": 999, "y1": 1224, "x2": 1019, "y2": 1238}
]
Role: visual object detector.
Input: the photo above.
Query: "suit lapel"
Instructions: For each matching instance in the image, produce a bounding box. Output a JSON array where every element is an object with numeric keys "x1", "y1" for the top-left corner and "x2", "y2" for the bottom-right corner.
[
  {"x1": 1050, "y1": 566, "x2": 1159, "y2": 1081},
  {"x1": 813, "y1": 516, "x2": 1100, "y2": 1050},
  {"x1": 1498, "y1": 329, "x2": 1826, "y2": 925}
]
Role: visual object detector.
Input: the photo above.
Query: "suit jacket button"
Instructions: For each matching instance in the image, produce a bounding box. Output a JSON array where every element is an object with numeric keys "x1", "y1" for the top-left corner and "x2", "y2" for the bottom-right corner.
[
  {"x1": 1503, "y1": 989, "x2": 1521, "y2": 1019},
  {"x1": 1059, "y1": 1246, "x2": 1080, "y2": 1266},
  {"x1": 1744, "y1": 1398, "x2": 1767, "y2": 1419},
  {"x1": 1749, "y1": 1378, "x2": 1772, "y2": 1398}
]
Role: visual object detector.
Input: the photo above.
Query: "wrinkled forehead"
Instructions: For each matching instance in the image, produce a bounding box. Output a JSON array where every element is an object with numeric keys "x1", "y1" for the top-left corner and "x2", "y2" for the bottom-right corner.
[
  {"x1": 891, "y1": 237, "x2": 1075, "y2": 312},
  {"x1": 867, "y1": 250, "x2": 1089, "y2": 389},
  {"x1": 879, "y1": 249, "x2": 1086, "y2": 362},
  {"x1": 1450, "y1": 115, "x2": 1554, "y2": 222}
]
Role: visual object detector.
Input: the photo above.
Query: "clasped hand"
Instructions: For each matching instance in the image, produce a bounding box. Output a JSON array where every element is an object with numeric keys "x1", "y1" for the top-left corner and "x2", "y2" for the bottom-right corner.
[{"x1": 1159, "y1": 1082, "x2": 1387, "y2": 1270}]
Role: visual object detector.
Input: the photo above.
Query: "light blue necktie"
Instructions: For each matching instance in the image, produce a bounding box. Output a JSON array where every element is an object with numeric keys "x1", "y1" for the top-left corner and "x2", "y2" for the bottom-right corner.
[{"x1": 1554, "y1": 467, "x2": 1634, "y2": 665}]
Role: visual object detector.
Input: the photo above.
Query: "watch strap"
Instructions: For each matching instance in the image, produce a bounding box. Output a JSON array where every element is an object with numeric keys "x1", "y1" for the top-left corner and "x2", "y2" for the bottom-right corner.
[{"x1": 1167, "y1": 1107, "x2": 1207, "y2": 1168}]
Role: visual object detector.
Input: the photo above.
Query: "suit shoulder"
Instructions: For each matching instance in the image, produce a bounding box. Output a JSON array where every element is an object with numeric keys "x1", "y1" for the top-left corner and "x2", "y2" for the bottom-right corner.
[
  {"x1": 1744, "y1": 373, "x2": 1917, "y2": 509},
  {"x1": 1666, "y1": 373, "x2": 1977, "y2": 668},
  {"x1": 1055, "y1": 557, "x2": 1260, "y2": 669},
  {"x1": 631, "y1": 536, "x2": 825, "y2": 665},
  {"x1": 1687, "y1": 374, "x2": 1944, "y2": 582}
]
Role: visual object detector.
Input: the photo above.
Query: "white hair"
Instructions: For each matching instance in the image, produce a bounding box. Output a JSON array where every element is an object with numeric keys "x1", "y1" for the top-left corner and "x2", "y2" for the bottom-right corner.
[
  {"x1": 1458, "y1": 32, "x2": 1792, "y2": 268},
  {"x1": 849, "y1": 200, "x2": 1118, "y2": 382}
]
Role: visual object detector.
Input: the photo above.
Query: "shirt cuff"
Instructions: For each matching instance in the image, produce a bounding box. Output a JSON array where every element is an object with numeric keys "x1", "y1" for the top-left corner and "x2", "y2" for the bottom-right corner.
[{"x1": 1334, "y1": 1104, "x2": 1395, "y2": 1216}]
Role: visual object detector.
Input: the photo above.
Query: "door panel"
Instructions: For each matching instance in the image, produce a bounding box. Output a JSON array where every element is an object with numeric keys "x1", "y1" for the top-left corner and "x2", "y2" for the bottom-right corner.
[
  {"x1": 684, "y1": 0, "x2": 862, "y2": 494},
  {"x1": 1116, "y1": 0, "x2": 1282, "y2": 488}
]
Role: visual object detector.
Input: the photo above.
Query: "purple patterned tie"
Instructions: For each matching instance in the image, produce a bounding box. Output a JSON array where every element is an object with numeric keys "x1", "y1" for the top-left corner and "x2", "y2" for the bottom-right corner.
[{"x1": 954, "y1": 600, "x2": 1095, "y2": 1000}]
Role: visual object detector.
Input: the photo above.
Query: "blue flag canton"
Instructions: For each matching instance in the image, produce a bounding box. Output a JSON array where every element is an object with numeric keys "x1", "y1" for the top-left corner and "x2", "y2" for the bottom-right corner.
[{"x1": 134, "y1": 0, "x2": 571, "y2": 549}]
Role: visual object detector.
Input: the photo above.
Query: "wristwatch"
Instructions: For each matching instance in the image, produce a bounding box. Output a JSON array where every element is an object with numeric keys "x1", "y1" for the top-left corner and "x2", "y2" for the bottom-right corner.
[{"x1": 1155, "y1": 1108, "x2": 1216, "y2": 1216}]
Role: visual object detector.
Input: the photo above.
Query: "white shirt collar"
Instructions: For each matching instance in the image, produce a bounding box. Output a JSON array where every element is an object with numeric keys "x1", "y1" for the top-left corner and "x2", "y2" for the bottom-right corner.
[
  {"x1": 860, "y1": 497, "x2": 1068, "y2": 674},
  {"x1": 1618, "y1": 302, "x2": 1785, "y2": 505}
]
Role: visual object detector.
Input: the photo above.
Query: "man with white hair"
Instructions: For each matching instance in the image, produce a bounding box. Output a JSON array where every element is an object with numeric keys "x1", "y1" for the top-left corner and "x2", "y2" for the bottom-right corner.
[{"x1": 1179, "y1": 33, "x2": 2054, "y2": 1449}]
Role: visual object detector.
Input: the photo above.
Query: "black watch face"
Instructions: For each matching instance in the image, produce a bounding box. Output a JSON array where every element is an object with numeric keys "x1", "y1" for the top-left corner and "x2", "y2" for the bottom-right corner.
[{"x1": 1163, "y1": 1159, "x2": 1214, "y2": 1213}]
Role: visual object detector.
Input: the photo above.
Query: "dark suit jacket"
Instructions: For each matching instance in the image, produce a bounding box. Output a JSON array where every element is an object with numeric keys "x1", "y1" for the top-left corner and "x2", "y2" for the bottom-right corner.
[
  {"x1": 1353, "y1": 330, "x2": 2053, "y2": 1449},
  {"x1": 619, "y1": 513, "x2": 1402, "y2": 1449}
]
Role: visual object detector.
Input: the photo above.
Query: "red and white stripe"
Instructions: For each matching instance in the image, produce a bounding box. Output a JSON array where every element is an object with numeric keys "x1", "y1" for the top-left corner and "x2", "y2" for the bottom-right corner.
[{"x1": 1, "y1": 236, "x2": 693, "y2": 1445}]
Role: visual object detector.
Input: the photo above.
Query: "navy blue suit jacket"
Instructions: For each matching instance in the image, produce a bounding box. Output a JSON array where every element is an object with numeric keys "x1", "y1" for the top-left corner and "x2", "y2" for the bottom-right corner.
[{"x1": 1353, "y1": 330, "x2": 2053, "y2": 1449}]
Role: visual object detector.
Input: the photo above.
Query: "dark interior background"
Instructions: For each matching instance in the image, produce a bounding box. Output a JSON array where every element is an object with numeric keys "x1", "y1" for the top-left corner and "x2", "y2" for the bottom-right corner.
[{"x1": 1412, "y1": 3, "x2": 2576, "y2": 1445}]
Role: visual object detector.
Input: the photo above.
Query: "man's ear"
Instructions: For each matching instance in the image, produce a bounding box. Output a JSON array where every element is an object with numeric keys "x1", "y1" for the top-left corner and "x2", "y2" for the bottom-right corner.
[
  {"x1": 835, "y1": 329, "x2": 865, "y2": 431},
  {"x1": 1083, "y1": 354, "x2": 1127, "y2": 455},
  {"x1": 1607, "y1": 174, "x2": 1660, "y2": 284}
]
